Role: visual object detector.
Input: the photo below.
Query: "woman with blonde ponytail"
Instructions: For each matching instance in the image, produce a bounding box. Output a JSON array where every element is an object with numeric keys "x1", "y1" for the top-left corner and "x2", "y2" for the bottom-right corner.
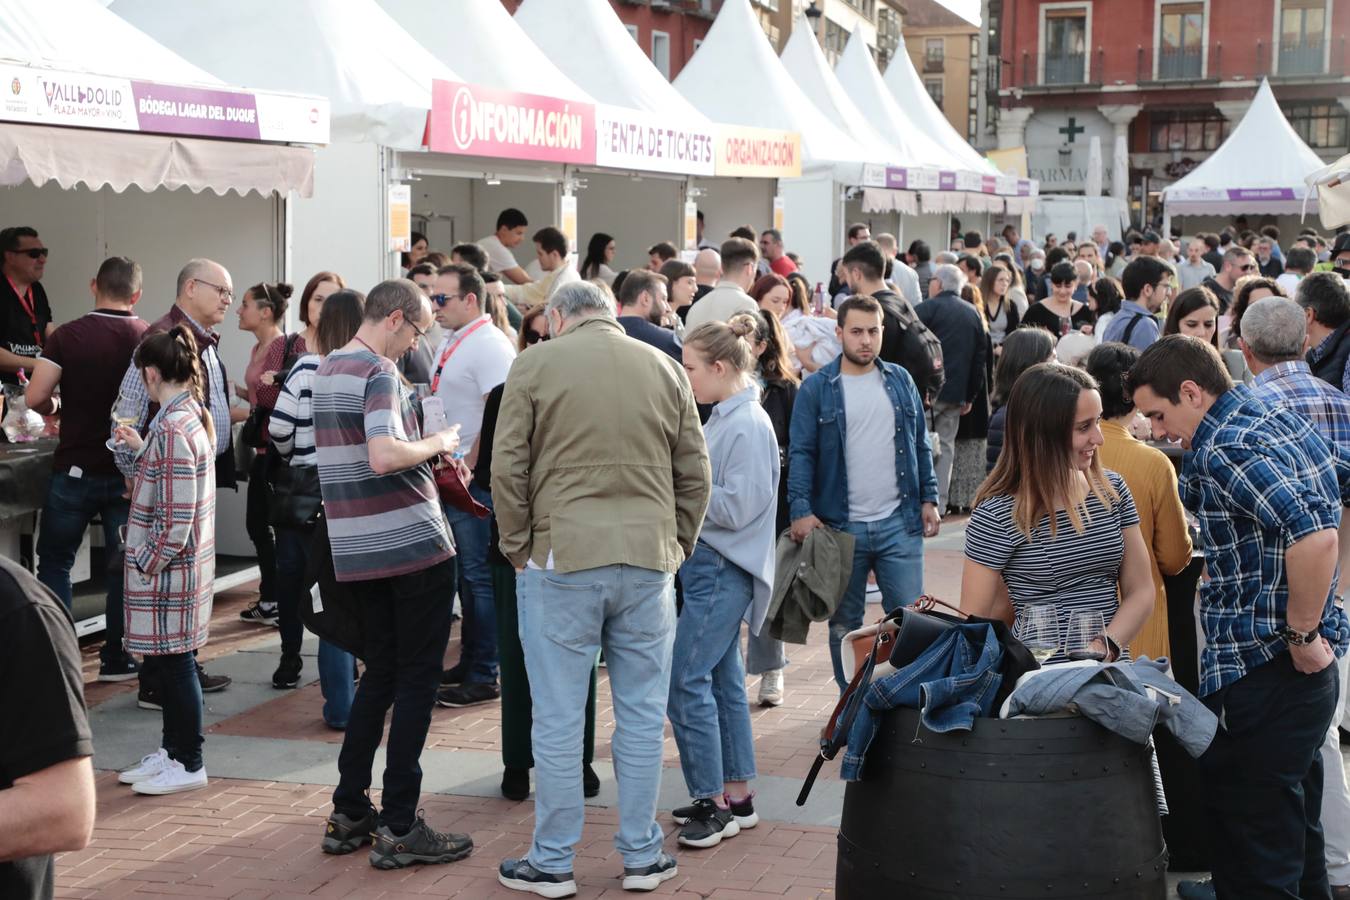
[
  {"x1": 112, "y1": 324, "x2": 218, "y2": 796},
  {"x1": 666, "y1": 313, "x2": 779, "y2": 849}
]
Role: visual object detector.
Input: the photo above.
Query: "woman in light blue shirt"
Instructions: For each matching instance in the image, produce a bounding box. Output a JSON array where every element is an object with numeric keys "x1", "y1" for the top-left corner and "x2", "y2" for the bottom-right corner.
[{"x1": 667, "y1": 313, "x2": 780, "y2": 851}]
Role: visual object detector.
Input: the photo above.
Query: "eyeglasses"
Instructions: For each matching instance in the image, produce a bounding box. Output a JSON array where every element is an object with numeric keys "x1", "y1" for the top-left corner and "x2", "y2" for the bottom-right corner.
[
  {"x1": 1335, "y1": 257, "x2": 1350, "y2": 268},
  {"x1": 524, "y1": 330, "x2": 550, "y2": 345},
  {"x1": 430, "y1": 293, "x2": 462, "y2": 308},
  {"x1": 194, "y1": 278, "x2": 234, "y2": 301},
  {"x1": 7, "y1": 247, "x2": 48, "y2": 259},
  {"x1": 407, "y1": 317, "x2": 430, "y2": 339}
]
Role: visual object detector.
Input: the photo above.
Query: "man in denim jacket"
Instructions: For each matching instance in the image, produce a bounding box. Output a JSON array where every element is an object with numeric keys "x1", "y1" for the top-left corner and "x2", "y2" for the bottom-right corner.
[{"x1": 788, "y1": 295, "x2": 941, "y2": 690}]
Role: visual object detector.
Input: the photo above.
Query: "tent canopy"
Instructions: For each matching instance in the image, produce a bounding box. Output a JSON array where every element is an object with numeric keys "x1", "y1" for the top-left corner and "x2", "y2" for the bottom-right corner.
[
  {"x1": 515, "y1": 0, "x2": 705, "y2": 121},
  {"x1": 674, "y1": 0, "x2": 869, "y2": 165},
  {"x1": 1164, "y1": 79, "x2": 1324, "y2": 215},
  {"x1": 112, "y1": 0, "x2": 457, "y2": 148},
  {"x1": 380, "y1": 0, "x2": 593, "y2": 103},
  {"x1": 881, "y1": 32, "x2": 997, "y2": 175}
]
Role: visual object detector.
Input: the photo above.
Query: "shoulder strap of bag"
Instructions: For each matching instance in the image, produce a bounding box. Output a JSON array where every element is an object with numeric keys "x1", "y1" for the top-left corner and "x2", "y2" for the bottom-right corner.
[
  {"x1": 797, "y1": 627, "x2": 889, "y2": 807},
  {"x1": 1121, "y1": 312, "x2": 1144, "y2": 345}
]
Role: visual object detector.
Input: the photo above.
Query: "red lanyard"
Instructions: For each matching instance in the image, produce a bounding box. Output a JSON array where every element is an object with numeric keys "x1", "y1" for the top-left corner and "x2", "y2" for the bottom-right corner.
[
  {"x1": 430, "y1": 317, "x2": 489, "y2": 393},
  {"x1": 6, "y1": 276, "x2": 41, "y2": 348}
]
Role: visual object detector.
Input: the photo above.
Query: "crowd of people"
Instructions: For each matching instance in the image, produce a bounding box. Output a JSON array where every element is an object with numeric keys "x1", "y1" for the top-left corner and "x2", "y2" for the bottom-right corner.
[{"x1": 4, "y1": 207, "x2": 1350, "y2": 899}]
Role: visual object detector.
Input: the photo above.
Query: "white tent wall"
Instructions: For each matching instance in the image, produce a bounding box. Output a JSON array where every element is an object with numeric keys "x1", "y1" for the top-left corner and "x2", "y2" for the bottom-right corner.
[
  {"x1": 690, "y1": 177, "x2": 776, "y2": 252},
  {"x1": 576, "y1": 173, "x2": 684, "y2": 272},
  {"x1": 780, "y1": 173, "x2": 842, "y2": 289},
  {"x1": 290, "y1": 142, "x2": 386, "y2": 296},
  {"x1": 904, "y1": 213, "x2": 953, "y2": 259}
]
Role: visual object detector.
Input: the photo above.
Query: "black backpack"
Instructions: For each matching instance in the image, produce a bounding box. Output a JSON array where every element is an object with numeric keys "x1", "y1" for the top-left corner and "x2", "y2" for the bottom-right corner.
[{"x1": 874, "y1": 290, "x2": 945, "y2": 408}]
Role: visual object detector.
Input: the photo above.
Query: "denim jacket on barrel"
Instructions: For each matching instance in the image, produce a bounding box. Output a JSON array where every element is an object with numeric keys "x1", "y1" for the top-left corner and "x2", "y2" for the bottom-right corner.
[
  {"x1": 841, "y1": 622, "x2": 1004, "y2": 781},
  {"x1": 787, "y1": 356, "x2": 938, "y2": 533}
]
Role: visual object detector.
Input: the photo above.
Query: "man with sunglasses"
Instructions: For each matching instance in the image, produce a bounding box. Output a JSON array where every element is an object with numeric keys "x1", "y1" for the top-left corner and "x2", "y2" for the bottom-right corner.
[
  {"x1": 0, "y1": 226, "x2": 54, "y2": 385},
  {"x1": 427, "y1": 264, "x2": 516, "y2": 709},
  {"x1": 1202, "y1": 246, "x2": 1256, "y2": 315}
]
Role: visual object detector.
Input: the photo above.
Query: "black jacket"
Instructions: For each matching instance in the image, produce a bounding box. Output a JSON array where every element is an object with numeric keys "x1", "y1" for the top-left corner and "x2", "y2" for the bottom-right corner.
[
  {"x1": 917, "y1": 290, "x2": 988, "y2": 407},
  {"x1": 760, "y1": 378, "x2": 798, "y2": 532},
  {"x1": 1308, "y1": 320, "x2": 1350, "y2": 392},
  {"x1": 617, "y1": 315, "x2": 682, "y2": 362},
  {"x1": 986, "y1": 404, "x2": 1007, "y2": 474}
]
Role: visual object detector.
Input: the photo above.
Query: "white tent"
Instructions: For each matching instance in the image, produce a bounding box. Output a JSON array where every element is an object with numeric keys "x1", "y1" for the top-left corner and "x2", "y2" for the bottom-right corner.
[
  {"x1": 379, "y1": 0, "x2": 593, "y2": 103},
  {"x1": 880, "y1": 32, "x2": 998, "y2": 176},
  {"x1": 674, "y1": 0, "x2": 869, "y2": 166},
  {"x1": 1163, "y1": 79, "x2": 1324, "y2": 217},
  {"x1": 1307, "y1": 155, "x2": 1350, "y2": 229}
]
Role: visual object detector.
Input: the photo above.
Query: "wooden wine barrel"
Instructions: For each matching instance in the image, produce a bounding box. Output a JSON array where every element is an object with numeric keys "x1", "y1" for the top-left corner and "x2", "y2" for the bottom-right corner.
[{"x1": 837, "y1": 707, "x2": 1167, "y2": 899}]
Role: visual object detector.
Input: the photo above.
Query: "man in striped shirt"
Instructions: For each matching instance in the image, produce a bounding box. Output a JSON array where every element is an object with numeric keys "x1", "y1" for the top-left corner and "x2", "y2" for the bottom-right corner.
[{"x1": 310, "y1": 279, "x2": 472, "y2": 870}]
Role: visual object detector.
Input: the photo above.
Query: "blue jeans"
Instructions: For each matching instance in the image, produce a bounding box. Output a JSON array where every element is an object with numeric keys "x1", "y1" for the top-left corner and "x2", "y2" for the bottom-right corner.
[
  {"x1": 145, "y1": 651, "x2": 204, "y2": 771},
  {"x1": 517, "y1": 564, "x2": 675, "y2": 875},
  {"x1": 36, "y1": 472, "x2": 130, "y2": 664},
  {"x1": 445, "y1": 483, "x2": 497, "y2": 684},
  {"x1": 669, "y1": 542, "x2": 757, "y2": 799},
  {"x1": 275, "y1": 527, "x2": 355, "y2": 728},
  {"x1": 746, "y1": 629, "x2": 788, "y2": 675},
  {"x1": 828, "y1": 508, "x2": 925, "y2": 689}
]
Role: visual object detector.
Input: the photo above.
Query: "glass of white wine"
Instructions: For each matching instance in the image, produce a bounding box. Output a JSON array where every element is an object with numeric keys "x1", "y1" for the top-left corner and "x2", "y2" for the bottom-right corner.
[
  {"x1": 105, "y1": 390, "x2": 138, "y2": 451},
  {"x1": 1022, "y1": 603, "x2": 1060, "y2": 665}
]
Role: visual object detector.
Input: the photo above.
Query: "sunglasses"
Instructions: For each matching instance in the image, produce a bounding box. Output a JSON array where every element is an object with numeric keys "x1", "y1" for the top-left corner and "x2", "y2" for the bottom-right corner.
[
  {"x1": 524, "y1": 330, "x2": 550, "y2": 345},
  {"x1": 1236, "y1": 263, "x2": 1258, "y2": 272},
  {"x1": 430, "y1": 293, "x2": 462, "y2": 308},
  {"x1": 8, "y1": 247, "x2": 48, "y2": 259}
]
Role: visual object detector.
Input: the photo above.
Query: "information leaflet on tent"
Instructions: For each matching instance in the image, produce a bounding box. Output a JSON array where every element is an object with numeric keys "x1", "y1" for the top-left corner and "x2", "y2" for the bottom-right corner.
[
  {"x1": 714, "y1": 126, "x2": 801, "y2": 179},
  {"x1": 429, "y1": 80, "x2": 596, "y2": 165},
  {"x1": 0, "y1": 64, "x2": 329, "y2": 144},
  {"x1": 595, "y1": 105, "x2": 714, "y2": 176}
]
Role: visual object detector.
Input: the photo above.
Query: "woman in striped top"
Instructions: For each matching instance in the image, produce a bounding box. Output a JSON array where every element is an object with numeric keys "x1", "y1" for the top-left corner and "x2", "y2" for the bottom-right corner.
[
  {"x1": 267, "y1": 289, "x2": 364, "y2": 727},
  {"x1": 960, "y1": 363, "x2": 1155, "y2": 664}
]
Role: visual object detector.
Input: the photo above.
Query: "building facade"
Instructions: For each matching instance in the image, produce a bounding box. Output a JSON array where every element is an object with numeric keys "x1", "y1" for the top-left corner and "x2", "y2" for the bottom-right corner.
[
  {"x1": 977, "y1": 0, "x2": 1350, "y2": 216},
  {"x1": 903, "y1": 0, "x2": 981, "y2": 142}
]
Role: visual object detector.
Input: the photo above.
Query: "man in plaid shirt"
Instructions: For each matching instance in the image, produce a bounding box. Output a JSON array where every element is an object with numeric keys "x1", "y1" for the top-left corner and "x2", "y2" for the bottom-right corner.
[{"x1": 1131, "y1": 334, "x2": 1350, "y2": 898}]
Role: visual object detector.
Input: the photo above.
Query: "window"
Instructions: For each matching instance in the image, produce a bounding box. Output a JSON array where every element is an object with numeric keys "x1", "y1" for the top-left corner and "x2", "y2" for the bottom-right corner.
[
  {"x1": 651, "y1": 30, "x2": 671, "y2": 79},
  {"x1": 925, "y1": 76, "x2": 945, "y2": 106},
  {"x1": 968, "y1": 112, "x2": 979, "y2": 141},
  {"x1": 1148, "y1": 108, "x2": 1228, "y2": 152},
  {"x1": 1279, "y1": 0, "x2": 1326, "y2": 74},
  {"x1": 1286, "y1": 102, "x2": 1348, "y2": 148},
  {"x1": 822, "y1": 17, "x2": 847, "y2": 64},
  {"x1": 926, "y1": 39, "x2": 944, "y2": 62},
  {"x1": 625, "y1": 24, "x2": 639, "y2": 43},
  {"x1": 1158, "y1": 3, "x2": 1203, "y2": 79},
  {"x1": 1043, "y1": 7, "x2": 1088, "y2": 85}
]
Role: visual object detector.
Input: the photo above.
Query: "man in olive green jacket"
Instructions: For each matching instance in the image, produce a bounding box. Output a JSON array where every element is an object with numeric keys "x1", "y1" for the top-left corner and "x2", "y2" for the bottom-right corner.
[{"x1": 492, "y1": 280, "x2": 710, "y2": 895}]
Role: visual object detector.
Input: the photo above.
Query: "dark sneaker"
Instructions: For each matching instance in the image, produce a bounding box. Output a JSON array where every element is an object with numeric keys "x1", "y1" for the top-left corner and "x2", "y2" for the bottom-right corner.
[
  {"x1": 98, "y1": 655, "x2": 140, "y2": 683},
  {"x1": 676, "y1": 798, "x2": 740, "y2": 848},
  {"x1": 436, "y1": 681, "x2": 501, "y2": 708},
  {"x1": 198, "y1": 669, "x2": 231, "y2": 693},
  {"x1": 439, "y1": 662, "x2": 468, "y2": 686},
  {"x1": 137, "y1": 680, "x2": 162, "y2": 711},
  {"x1": 368, "y1": 815, "x2": 472, "y2": 869},
  {"x1": 239, "y1": 601, "x2": 279, "y2": 625},
  {"x1": 498, "y1": 857, "x2": 576, "y2": 898},
  {"x1": 622, "y1": 851, "x2": 678, "y2": 892},
  {"x1": 272, "y1": 653, "x2": 303, "y2": 689},
  {"x1": 583, "y1": 763, "x2": 600, "y2": 799},
  {"x1": 672, "y1": 793, "x2": 756, "y2": 827},
  {"x1": 502, "y1": 766, "x2": 530, "y2": 802},
  {"x1": 322, "y1": 806, "x2": 376, "y2": 855}
]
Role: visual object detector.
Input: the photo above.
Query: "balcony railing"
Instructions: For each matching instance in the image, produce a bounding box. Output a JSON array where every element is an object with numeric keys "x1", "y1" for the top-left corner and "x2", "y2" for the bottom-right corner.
[
  {"x1": 1043, "y1": 52, "x2": 1086, "y2": 85},
  {"x1": 925, "y1": 55, "x2": 945, "y2": 73},
  {"x1": 1157, "y1": 46, "x2": 1202, "y2": 80},
  {"x1": 1279, "y1": 39, "x2": 1325, "y2": 75}
]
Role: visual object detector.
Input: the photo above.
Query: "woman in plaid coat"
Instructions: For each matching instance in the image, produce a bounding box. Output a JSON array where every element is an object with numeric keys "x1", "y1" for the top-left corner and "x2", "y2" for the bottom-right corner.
[{"x1": 112, "y1": 325, "x2": 217, "y2": 797}]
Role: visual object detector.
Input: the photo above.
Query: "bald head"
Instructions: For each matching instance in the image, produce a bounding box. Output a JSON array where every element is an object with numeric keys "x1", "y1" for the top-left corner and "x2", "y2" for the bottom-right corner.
[
  {"x1": 693, "y1": 248, "x2": 721, "y2": 286},
  {"x1": 175, "y1": 258, "x2": 233, "y2": 329}
]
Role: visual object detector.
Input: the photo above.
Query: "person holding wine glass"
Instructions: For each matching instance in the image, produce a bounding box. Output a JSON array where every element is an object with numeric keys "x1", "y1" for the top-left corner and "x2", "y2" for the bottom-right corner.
[
  {"x1": 959, "y1": 362, "x2": 1155, "y2": 664},
  {"x1": 1021, "y1": 262, "x2": 1096, "y2": 338}
]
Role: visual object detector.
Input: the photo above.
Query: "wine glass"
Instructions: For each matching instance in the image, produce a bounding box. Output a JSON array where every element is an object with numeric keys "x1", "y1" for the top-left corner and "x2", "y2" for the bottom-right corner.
[
  {"x1": 105, "y1": 390, "x2": 138, "y2": 451},
  {"x1": 1021, "y1": 603, "x2": 1060, "y2": 665},
  {"x1": 1066, "y1": 609, "x2": 1108, "y2": 661}
]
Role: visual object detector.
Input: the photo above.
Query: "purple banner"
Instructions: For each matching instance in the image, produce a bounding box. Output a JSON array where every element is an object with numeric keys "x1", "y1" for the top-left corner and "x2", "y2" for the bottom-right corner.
[
  {"x1": 885, "y1": 166, "x2": 908, "y2": 189},
  {"x1": 1226, "y1": 188, "x2": 1297, "y2": 201},
  {"x1": 1017, "y1": 179, "x2": 1032, "y2": 197},
  {"x1": 939, "y1": 171, "x2": 957, "y2": 191},
  {"x1": 131, "y1": 81, "x2": 261, "y2": 140}
]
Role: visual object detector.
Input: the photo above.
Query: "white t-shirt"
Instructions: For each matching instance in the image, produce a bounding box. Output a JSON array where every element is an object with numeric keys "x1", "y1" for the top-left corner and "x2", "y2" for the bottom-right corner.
[
  {"x1": 479, "y1": 234, "x2": 521, "y2": 274},
  {"x1": 841, "y1": 366, "x2": 900, "y2": 523},
  {"x1": 1276, "y1": 272, "x2": 1302, "y2": 296},
  {"x1": 430, "y1": 314, "x2": 517, "y2": 454}
]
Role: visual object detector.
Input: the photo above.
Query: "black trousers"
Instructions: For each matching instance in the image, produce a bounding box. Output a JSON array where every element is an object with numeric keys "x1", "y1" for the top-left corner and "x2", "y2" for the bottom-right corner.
[
  {"x1": 245, "y1": 454, "x2": 277, "y2": 608},
  {"x1": 1200, "y1": 652, "x2": 1339, "y2": 899}
]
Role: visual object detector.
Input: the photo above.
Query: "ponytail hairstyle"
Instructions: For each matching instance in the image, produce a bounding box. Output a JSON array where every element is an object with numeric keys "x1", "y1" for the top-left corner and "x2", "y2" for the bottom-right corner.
[
  {"x1": 751, "y1": 308, "x2": 799, "y2": 385},
  {"x1": 248, "y1": 282, "x2": 293, "y2": 325},
  {"x1": 684, "y1": 313, "x2": 759, "y2": 382},
  {"x1": 134, "y1": 325, "x2": 214, "y2": 448}
]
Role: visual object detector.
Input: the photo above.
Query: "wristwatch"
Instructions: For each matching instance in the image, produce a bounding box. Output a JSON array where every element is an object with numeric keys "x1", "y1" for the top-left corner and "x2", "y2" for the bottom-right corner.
[{"x1": 1280, "y1": 625, "x2": 1321, "y2": 646}]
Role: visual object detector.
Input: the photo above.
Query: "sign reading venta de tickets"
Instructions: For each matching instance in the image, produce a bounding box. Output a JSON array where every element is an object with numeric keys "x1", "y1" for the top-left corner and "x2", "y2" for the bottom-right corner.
[{"x1": 0, "y1": 64, "x2": 329, "y2": 144}]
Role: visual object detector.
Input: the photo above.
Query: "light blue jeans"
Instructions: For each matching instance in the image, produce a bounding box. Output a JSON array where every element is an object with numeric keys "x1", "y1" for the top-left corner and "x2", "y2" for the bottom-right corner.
[
  {"x1": 517, "y1": 564, "x2": 675, "y2": 875},
  {"x1": 746, "y1": 629, "x2": 788, "y2": 675},
  {"x1": 828, "y1": 508, "x2": 925, "y2": 689},
  {"x1": 669, "y1": 542, "x2": 757, "y2": 799}
]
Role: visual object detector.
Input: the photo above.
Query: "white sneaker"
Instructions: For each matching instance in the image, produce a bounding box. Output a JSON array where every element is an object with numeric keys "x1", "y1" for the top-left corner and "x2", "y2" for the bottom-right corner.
[
  {"x1": 131, "y1": 758, "x2": 207, "y2": 795},
  {"x1": 118, "y1": 748, "x2": 170, "y2": 785},
  {"x1": 758, "y1": 669, "x2": 784, "y2": 707}
]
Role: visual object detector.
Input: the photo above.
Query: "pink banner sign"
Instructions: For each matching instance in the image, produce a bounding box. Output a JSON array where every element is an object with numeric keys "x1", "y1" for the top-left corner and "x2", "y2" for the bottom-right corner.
[{"x1": 429, "y1": 80, "x2": 596, "y2": 164}]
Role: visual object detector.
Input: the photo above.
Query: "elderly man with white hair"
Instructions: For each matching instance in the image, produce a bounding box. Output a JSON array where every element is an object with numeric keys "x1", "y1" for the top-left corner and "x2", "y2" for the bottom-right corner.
[
  {"x1": 917, "y1": 264, "x2": 987, "y2": 511},
  {"x1": 1237, "y1": 295, "x2": 1350, "y2": 899}
]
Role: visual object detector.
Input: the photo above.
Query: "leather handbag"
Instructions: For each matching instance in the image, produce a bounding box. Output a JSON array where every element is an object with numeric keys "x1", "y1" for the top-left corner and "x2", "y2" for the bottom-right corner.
[
  {"x1": 268, "y1": 461, "x2": 323, "y2": 530},
  {"x1": 436, "y1": 463, "x2": 490, "y2": 519}
]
